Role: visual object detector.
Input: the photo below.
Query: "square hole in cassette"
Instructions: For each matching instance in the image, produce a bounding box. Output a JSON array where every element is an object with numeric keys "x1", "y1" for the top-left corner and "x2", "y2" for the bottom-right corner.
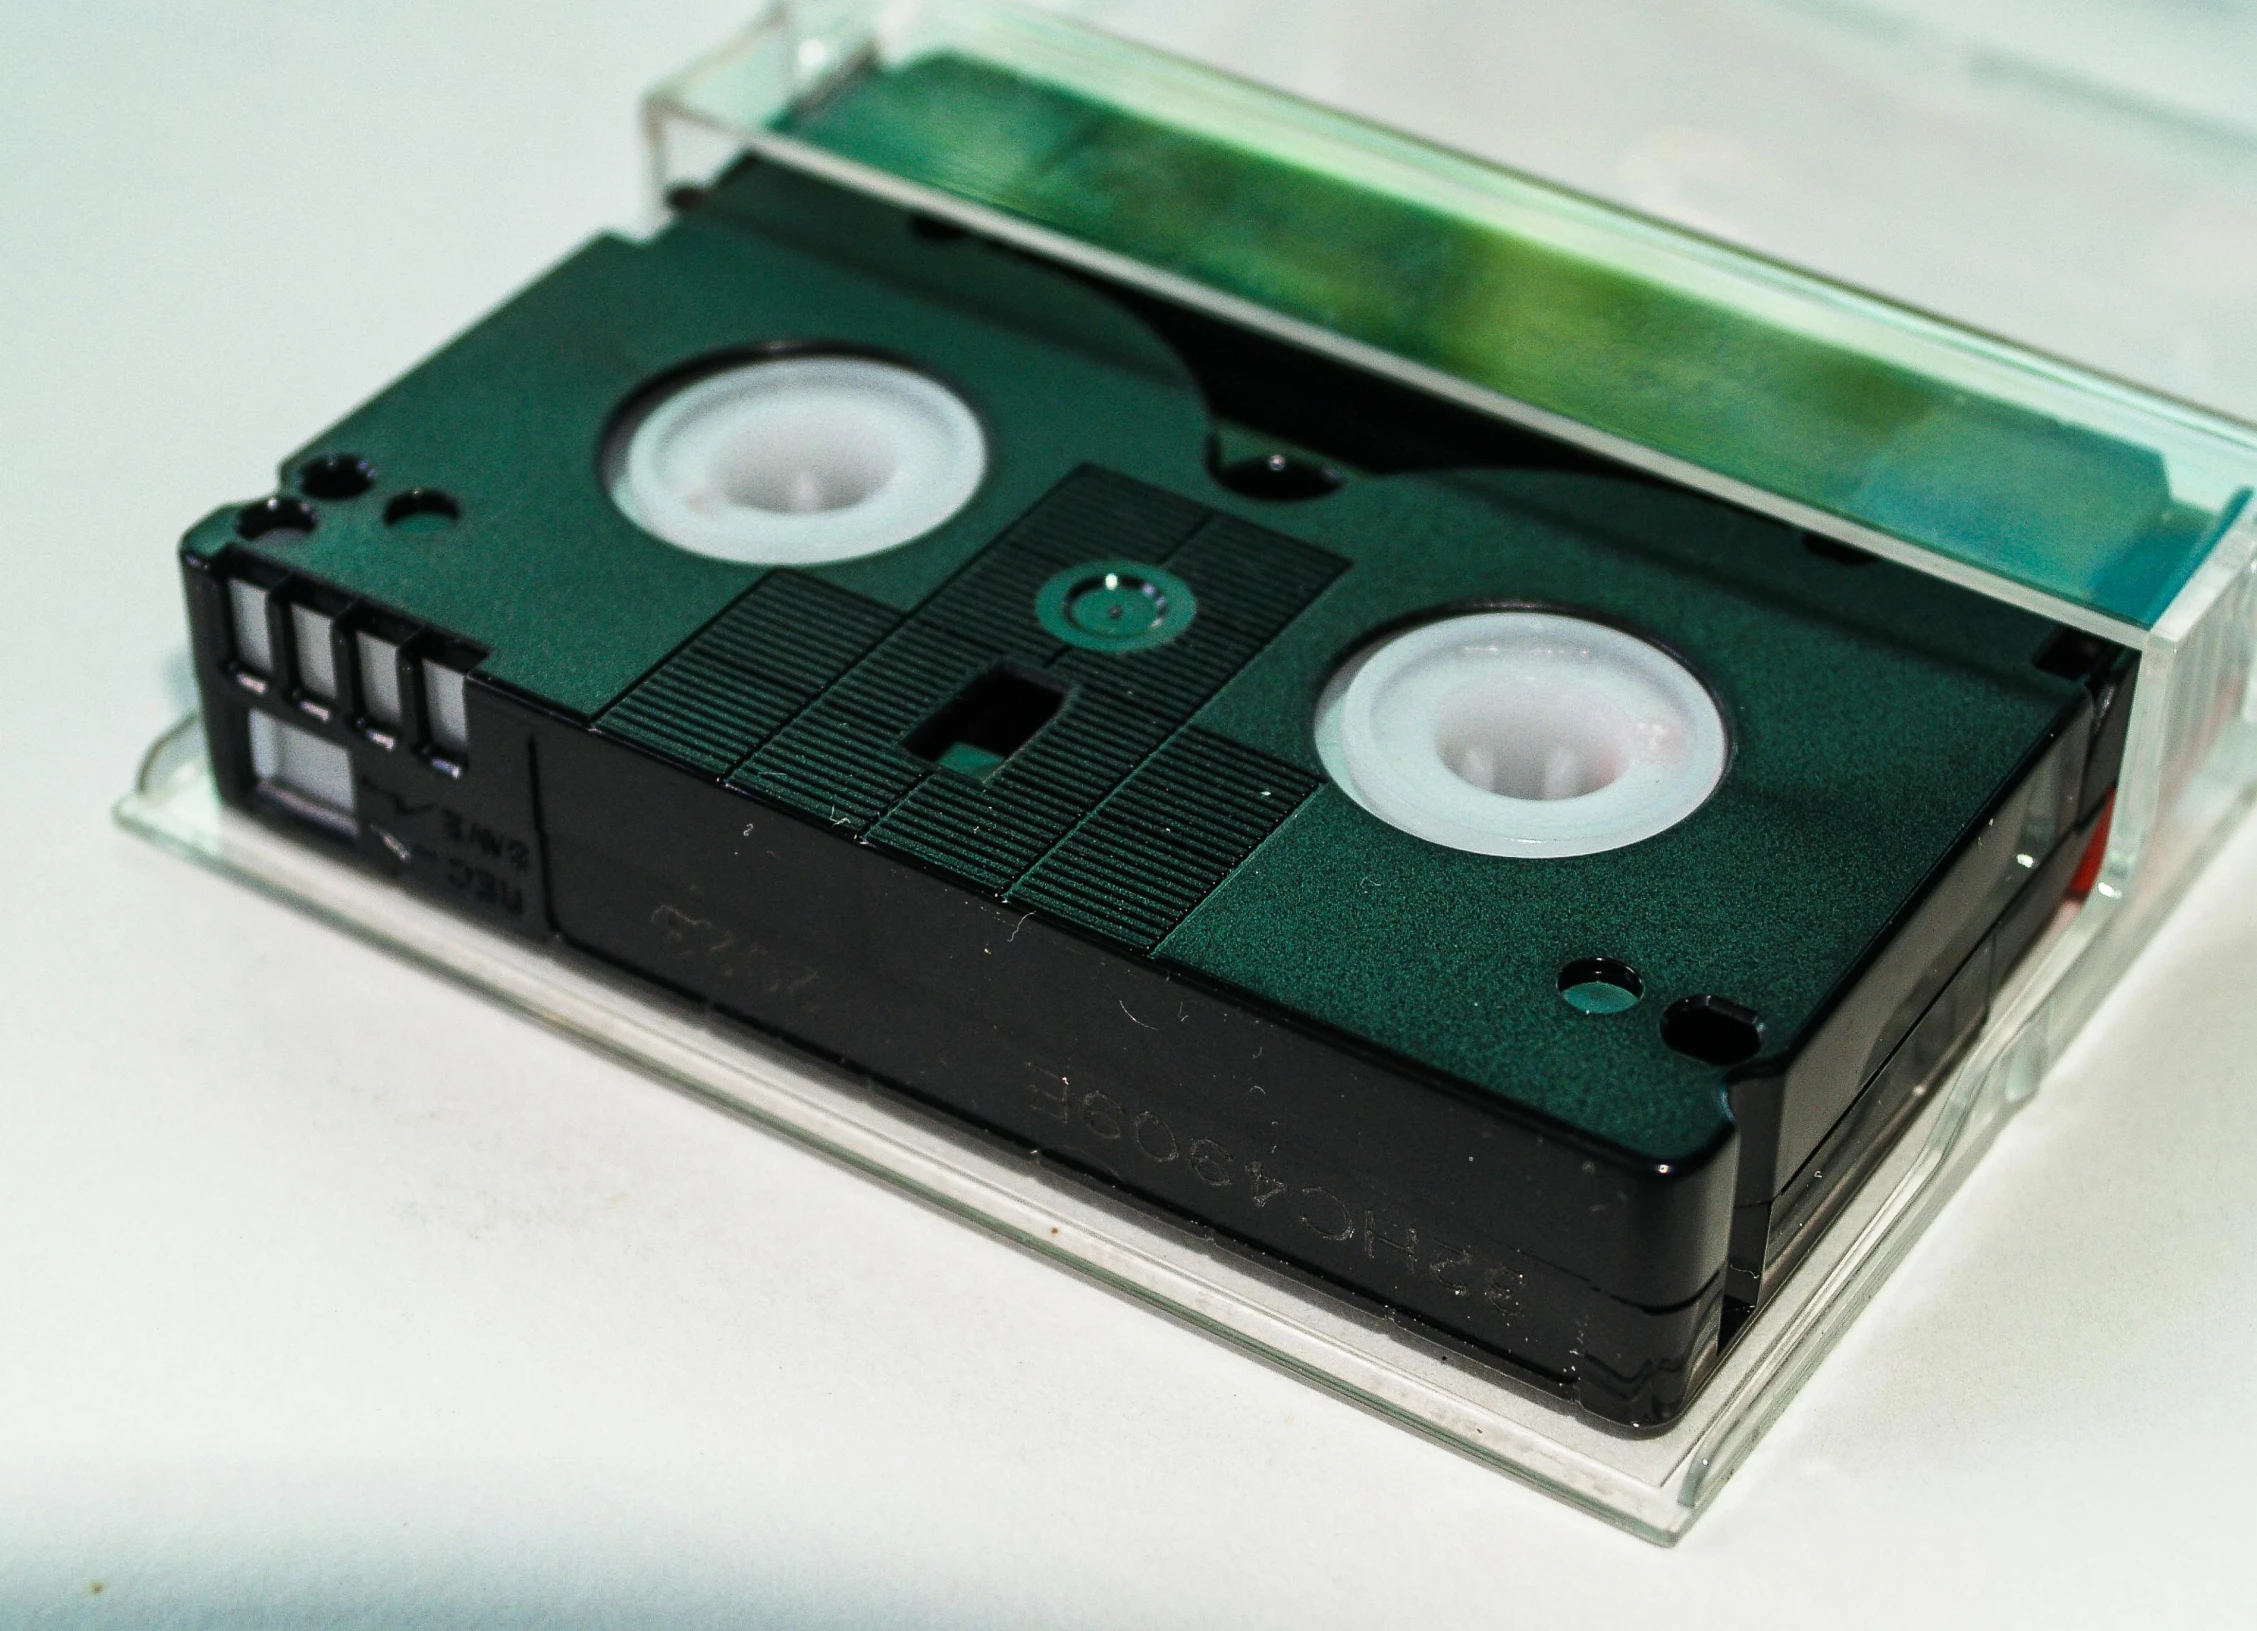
[
  {"x1": 422, "y1": 659, "x2": 469, "y2": 757},
  {"x1": 354, "y1": 626, "x2": 408, "y2": 737},
  {"x1": 246, "y1": 711, "x2": 357, "y2": 839},
  {"x1": 906, "y1": 666, "x2": 1067, "y2": 781},
  {"x1": 224, "y1": 567, "x2": 293, "y2": 686},
  {"x1": 289, "y1": 601, "x2": 344, "y2": 705}
]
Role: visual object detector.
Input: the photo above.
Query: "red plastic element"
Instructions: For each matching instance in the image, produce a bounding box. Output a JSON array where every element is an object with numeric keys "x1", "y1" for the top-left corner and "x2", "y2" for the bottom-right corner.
[{"x1": 2069, "y1": 792, "x2": 2115, "y2": 898}]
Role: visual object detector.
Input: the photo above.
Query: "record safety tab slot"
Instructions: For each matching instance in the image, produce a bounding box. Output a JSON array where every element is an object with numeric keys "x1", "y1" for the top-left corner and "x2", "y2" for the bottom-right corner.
[{"x1": 907, "y1": 666, "x2": 1067, "y2": 781}]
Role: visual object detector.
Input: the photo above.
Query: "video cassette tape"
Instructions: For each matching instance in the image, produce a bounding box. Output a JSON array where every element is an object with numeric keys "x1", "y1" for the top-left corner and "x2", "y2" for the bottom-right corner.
[{"x1": 174, "y1": 140, "x2": 2140, "y2": 1427}]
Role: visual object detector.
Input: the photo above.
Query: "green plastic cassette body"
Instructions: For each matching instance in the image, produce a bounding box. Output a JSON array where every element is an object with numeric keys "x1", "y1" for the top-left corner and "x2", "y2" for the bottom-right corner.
[{"x1": 179, "y1": 155, "x2": 2125, "y2": 1425}]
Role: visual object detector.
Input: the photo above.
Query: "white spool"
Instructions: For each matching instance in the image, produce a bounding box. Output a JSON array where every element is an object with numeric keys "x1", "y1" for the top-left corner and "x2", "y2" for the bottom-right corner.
[
  {"x1": 1314, "y1": 610, "x2": 1728, "y2": 857},
  {"x1": 611, "y1": 355, "x2": 986, "y2": 564}
]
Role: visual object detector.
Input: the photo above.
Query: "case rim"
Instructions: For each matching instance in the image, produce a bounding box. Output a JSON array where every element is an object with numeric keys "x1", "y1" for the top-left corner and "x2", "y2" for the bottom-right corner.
[{"x1": 113, "y1": 713, "x2": 2138, "y2": 1542}]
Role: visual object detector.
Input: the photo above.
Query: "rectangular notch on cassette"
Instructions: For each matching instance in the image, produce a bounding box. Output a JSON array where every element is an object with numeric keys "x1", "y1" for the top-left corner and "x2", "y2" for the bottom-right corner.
[
  {"x1": 174, "y1": 158, "x2": 2135, "y2": 1429},
  {"x1": 906, "y1": 666, "x2": 1068, "y2": 780}
]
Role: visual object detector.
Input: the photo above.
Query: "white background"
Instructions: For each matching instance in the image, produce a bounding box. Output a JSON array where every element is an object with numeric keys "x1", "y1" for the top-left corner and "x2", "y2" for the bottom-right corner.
[{"x1": 5, "y1": 2, "x2": 2257, "y2": 1624}]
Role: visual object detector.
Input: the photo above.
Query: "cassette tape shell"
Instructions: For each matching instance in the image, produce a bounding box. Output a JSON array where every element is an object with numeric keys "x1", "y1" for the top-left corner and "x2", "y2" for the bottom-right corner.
[{"x1": 178, "y1": 162, "x2": 2129, "y2": 1427}]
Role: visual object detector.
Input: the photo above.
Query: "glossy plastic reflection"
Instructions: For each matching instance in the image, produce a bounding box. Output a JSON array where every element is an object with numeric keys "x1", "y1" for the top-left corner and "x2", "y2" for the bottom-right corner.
[
  {"x1": 656, "y1": 1, "x2": 2257, "y2": 630},
  {"x1": 117, "y1": 714, "x2": 2142, "y2": 1542}
]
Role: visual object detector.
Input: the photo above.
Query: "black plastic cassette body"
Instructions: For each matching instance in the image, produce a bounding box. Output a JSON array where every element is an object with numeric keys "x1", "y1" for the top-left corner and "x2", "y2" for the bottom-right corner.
[{"x1": 177, "y1": 161, "x2": 2130, "y2": 1428}]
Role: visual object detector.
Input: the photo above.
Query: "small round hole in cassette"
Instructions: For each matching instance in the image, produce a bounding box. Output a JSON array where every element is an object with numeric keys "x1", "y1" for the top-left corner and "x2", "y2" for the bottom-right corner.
[
  {"x1": 383, "y1": 488, "x2": 460, "y2": 531},
  {"x1": 1313, "y1": 609, "x2": 1727, "y2": 857},
  {"x1": 296, "y1": 453, "x2": 376, "y2": 501},
  {"x1": 1559, "y1": 957, "x2": 1644, "y2": 1015},
  {"x1": 1215, "y1": 450, "x2": 1342, "y2": 501},
  {"x1": 1661, "y1": 994, "x2": 1766, "y2": 1065},
  {"x1": 606, "y1": 353, "x2": 986, "y2": 565},
  {"x1": 1034, "y1": 559, "x2": 1198, "y2": 652},
  {"x1": 235, "y1": 495, "x2": 317, "y2": 543}
]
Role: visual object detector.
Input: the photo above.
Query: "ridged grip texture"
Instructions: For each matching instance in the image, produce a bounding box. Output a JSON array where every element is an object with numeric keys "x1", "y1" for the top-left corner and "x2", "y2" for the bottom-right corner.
[{"x1": 602, "y1": 467, "x2": 1345, "y2": 950}]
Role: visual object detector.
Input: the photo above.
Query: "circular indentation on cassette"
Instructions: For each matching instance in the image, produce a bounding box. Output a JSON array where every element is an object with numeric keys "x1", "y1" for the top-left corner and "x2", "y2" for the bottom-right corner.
[
  {"x1": 1661, "y1": 995, "x2": 1764, "y2": 1065},
  {"x1": 1035, "y1": 560, "x2": 1197, "y2": 652},
  {"x1": 297, "y1": 454, "x2": 376, "y2": 500},
  {"x1": 1559, "y1": 957, "x2": 1643, "y2": 1015},
  {"x1": 608, "y1": 353, "x2": 986, "y2": 565},
  {"x1": 1313, "y1": 609, "x2": 1727, "y2": 857},
  {"x1": 383, "y1": 488, "x2": 460, "y2": 531},
  {"x1": 235, "y1": 495, "x2": 317, "y2": 543},
  {"x1": 1216, "y1": 450, "x2": 1342, "y2": 501}
]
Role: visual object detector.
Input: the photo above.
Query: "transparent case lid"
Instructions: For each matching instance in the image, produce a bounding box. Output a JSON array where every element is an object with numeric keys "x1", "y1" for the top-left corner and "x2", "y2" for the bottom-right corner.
[{"x1": 648, "y1": 0, "x2": 2257, "y2": 638}]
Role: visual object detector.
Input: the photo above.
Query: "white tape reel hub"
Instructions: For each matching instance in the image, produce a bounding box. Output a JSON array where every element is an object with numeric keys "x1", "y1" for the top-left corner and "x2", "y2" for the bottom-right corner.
[
  {"x1": 1315, "y1": 610, "x2": 1727, "y2": 857},
  {"x1": 612, "y1": 355, "x2": 985, "y2": 564}
]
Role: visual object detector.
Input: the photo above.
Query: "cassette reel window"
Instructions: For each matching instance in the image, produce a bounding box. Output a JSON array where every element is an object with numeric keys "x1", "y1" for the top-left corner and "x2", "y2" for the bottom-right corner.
[
  {"x1": 604, "y1": 351, "x2": 987, "y2": 565},
  {"x1": 1313, "y1": 608, "x2": 1729, "y2": 857},
  {"x1": 175, "y1": 153, "x2": 2136, "y2": 1431}
]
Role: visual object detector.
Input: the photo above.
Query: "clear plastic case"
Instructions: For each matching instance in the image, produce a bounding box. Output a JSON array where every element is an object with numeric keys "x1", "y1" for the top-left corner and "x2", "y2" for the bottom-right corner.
[
  {"x1": 648, "y1": 1, "x2": 2257, "y2": 634},
  {"x1": 124, "y1": 0, "x2": 2257, "y2": 1540},
  {"x1": 116, "y1": 714, "x2": 2087, "y2": 1541}
]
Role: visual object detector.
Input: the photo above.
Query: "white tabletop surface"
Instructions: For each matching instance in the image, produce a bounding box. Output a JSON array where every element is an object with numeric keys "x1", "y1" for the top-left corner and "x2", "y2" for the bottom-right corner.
[{"x1": 6, "y1": 2, "x2": 2257, "y2": 1625}]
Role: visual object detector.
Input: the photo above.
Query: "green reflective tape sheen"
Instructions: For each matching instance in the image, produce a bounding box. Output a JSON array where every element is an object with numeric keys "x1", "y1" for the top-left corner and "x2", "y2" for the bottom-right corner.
[{"x1": 787, "y1": 54, "x2": 2224, "y2": 628}]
